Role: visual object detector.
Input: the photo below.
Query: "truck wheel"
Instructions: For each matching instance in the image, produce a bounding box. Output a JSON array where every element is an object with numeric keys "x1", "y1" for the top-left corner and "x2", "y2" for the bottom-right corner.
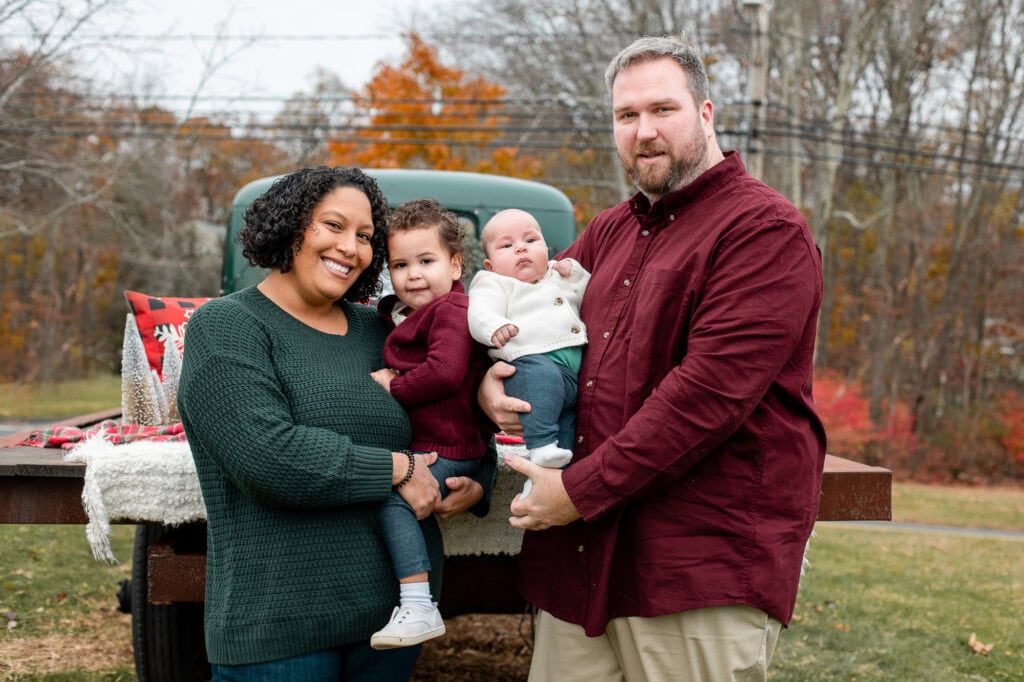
[{"x1": 131, "y1": 524, "x2": 210, "y2": 681}]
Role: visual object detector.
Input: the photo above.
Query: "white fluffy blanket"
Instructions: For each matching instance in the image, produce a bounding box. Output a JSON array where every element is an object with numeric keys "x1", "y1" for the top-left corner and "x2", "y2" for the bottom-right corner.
[
  {"x1": 64, "y1": 436, "x2": 528, "y2": 563},
  {"x1": 64, "y1": 436, "x2": 206, "y2": 562}
]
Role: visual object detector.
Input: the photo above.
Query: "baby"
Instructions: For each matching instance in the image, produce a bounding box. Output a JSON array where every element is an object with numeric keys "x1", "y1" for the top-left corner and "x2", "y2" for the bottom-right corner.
[
  {"x1": 369, "y1": 198, "x2": 491, "y2": 649},
  {"x1": 468, "y1": 208, "x2": 589, "y2": 496}
]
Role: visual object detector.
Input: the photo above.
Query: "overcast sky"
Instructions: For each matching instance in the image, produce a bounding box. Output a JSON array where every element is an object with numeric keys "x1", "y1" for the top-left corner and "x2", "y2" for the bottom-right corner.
[{"x1": 27, "y1": 0, "x2": 447, "y2": 115}]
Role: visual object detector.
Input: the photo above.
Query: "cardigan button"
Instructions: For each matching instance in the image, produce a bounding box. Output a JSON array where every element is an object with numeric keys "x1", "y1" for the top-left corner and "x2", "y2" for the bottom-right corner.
[{"x1": 577, "y1": 545, "x2": 584, "y2": 552}]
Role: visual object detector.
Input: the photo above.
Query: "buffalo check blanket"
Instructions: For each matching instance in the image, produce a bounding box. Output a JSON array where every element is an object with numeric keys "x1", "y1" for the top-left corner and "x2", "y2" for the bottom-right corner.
[{"x1": 17, "y1": 420, "x2": 186, "y2": 449}]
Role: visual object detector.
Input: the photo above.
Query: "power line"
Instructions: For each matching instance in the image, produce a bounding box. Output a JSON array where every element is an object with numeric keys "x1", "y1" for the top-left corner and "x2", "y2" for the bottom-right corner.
[{"x1": 3, "y1": 121, "x2": 1020, "y2": 185}]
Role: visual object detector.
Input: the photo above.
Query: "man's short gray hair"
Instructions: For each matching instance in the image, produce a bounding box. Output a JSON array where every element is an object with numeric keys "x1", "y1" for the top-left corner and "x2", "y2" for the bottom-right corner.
[{"x1": 604, "y1": 35, "x2": 710, "y2": 105}]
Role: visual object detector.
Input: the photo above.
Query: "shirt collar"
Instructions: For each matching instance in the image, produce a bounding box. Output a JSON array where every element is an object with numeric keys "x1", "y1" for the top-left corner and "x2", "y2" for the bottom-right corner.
[{"x1": 630, "y1": 150, "x2": 746, "y2": 221}]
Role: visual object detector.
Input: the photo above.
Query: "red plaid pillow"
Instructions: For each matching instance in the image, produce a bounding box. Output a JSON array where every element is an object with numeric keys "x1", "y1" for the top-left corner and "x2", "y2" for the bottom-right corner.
[{"x1": 124, "y1": 290, "x2": 212, "y2": 378}]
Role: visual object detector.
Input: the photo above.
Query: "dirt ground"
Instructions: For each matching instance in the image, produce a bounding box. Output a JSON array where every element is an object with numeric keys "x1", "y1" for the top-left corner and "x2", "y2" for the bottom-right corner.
[
  {"x1": 0, "y1": 604, "x2": 532, "y2": 679},
  {"x1": 414, "y1": 613, "x2": 533, "y2": 682}
]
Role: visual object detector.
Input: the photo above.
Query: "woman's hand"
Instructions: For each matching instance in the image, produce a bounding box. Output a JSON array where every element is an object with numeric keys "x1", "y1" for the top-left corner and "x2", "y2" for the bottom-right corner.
[
  {"x1": 478, "y1": 362, "x2": 530, "y2": 436},
  {"x1": 393, "y1": 451, "x2": 440, "y2": 519},
  {"x1": 433, "y1": 477, "x2": 484, "y2": 519}
]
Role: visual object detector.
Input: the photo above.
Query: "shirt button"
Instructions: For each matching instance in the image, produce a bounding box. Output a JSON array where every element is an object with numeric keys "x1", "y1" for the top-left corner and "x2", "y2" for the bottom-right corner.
[
  {"x1": 623, "y1": 279, "x2": 631, "y2": 286},
  {"x1": 554, "y1": 297, "x2": 564, "y2": 305},
  {"x1": 571, "y1": 325, "x2": 581, "y2": 333}
]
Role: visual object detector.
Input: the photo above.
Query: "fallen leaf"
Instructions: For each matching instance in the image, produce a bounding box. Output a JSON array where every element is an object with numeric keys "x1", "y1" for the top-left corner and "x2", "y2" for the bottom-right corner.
[
  {"x1": 968, "y1": 633, "x2": 993, "y2": 655},
  {"x1": 833, "y1": 623, "x2": 851, "y2": 631}
]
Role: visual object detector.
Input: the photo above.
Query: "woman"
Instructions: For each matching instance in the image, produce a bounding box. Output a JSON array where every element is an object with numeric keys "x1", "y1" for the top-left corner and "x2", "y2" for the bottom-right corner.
[{"x1": 178, "y1": 166, "x2": 487, "y2": 680}]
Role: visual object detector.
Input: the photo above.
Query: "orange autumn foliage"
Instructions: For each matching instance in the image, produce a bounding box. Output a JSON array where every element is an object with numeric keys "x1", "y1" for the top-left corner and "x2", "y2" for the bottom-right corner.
[{"x1": 327, "y1": 33, "x2": 540, "y2": 179}]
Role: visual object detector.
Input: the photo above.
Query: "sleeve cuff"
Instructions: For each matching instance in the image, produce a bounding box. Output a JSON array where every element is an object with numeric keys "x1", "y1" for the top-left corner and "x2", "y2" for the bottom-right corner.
[
  {"x1": 562, "y1": 452, "x2": 618, "y2": 521},
  {"x1": 344, "y1": 445, "x2": 398, "y2": 504}
]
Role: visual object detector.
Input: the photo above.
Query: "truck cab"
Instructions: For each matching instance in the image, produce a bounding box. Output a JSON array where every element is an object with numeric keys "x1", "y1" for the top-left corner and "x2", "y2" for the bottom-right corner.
[{"x1": 221, "y1": 169, "x2": 578, "y2": 295}]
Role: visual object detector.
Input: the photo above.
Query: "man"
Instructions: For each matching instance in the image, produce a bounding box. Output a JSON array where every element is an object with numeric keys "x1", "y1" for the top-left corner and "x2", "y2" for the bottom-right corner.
[{"x1": 484, "y1": 35, "x2": 827, "y2": 681}]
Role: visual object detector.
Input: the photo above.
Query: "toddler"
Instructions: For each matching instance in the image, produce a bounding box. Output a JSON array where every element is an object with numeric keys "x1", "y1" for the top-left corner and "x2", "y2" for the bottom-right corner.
[
  {"x1": 369, "y1": 198, "x2": 491, "y2": 649},
  {"x1": 468, "y1": 208, "x2": 589, "y2": 496}
]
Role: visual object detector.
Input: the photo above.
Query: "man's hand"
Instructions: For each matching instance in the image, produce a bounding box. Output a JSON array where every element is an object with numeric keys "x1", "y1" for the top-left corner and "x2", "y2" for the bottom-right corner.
[
  {"x1": 370, "y1": 368, "x2": 399, "y2": 393},
  {"x1": 433, "y1": 476, "x2": 484, "y2": 519},
  {"x1": 505, "y1": 454, "x2": 581, "y2": 530},
  {"x1": 552, "y1": 259, "x2": 573, "y2": 278},
  {"x1": 478, "y1": 362, "x2": 530, "y2": 436},
  {"x1": 490, "y1": 323, "x2": 519, "y2": 349}
]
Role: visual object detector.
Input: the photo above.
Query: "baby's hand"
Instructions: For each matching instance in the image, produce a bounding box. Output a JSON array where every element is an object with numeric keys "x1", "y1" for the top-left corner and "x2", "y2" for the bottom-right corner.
[
  {"x1": 552, "y1": 260, "x2": 573, "y2": 278},
  {"x1": 491, "y1": 324, "x2": 519, "y2": 349},
  {"x1": 370, "y1": 368, "x2": 399, "y2": 393}
]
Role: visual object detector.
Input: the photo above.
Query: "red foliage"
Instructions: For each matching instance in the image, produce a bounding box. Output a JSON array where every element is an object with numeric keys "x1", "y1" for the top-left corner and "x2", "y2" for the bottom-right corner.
[
  {"x1": 812, "y1": 369, "x2": 920, "y2": 472},
  {"x1": 814, "y1": 370, "x2": 1023, "y2": 482},
  {"x1": 997, "y1": 391, "x2": 1024, "y2": 473}
]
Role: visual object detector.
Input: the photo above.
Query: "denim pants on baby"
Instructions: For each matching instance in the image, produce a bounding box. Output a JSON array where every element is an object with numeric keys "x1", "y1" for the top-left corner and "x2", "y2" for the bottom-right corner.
[
  {"x1": 376, "y1": 455, "x2": 481, "y2": 580},
  {"x1": 505, "y1": 353, "x2": 578, "y2": 450}
]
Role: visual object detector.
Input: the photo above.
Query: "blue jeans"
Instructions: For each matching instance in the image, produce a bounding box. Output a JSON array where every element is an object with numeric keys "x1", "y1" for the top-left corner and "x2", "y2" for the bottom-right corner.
[
  {"x1": 376, "y1": 456, "x2": 481, "y2": 580},
  {"x1": 211, "y1": 640, "x2": 420, "y2": 681},
  {"x1": 505, "y1": 354, "x2": 578, "y2": 450}
]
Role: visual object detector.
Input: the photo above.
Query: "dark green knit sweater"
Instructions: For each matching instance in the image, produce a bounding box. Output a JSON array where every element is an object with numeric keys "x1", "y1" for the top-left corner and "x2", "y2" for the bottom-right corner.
[{"x1": 178, "y1": 287, "x2": 443, "y2": 665}]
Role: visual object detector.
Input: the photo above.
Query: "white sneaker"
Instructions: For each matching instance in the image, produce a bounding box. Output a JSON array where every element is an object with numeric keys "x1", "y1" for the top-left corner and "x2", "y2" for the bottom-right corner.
[
  {"x1": 370, "y1": 602, "x2": 446, "y2": 649},
  {"x1": 528, "y1": 442, "x2": 573, "y2": 468}
]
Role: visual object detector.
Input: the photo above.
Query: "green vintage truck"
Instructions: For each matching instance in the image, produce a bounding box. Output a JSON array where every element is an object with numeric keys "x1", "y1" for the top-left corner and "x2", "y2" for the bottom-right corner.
[{"x1": 0, "y1": 168, "x2": 892, "y2": 681}]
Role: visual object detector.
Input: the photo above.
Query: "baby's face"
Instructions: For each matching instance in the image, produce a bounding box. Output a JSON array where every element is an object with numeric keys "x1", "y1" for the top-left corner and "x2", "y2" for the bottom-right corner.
[{"x1": 483, "y1": 221, "x2": 549, "y2": 283}]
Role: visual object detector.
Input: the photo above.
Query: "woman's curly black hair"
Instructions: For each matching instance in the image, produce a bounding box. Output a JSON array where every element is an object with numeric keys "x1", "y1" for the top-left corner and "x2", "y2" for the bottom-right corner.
[{"x1": 238, "y1": 166, "x2": 389, "y2": 302}]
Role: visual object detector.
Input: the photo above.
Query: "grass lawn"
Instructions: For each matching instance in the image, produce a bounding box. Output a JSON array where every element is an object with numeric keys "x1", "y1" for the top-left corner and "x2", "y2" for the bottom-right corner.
[
  {"x1": 0, "y1": 525, "x2": 135, "y2": 679},
  {"x1": 772, "y1": 524, "x2": 1023, "y2": 681},
  {"x1": 0, "y1": 376, "x2": 121, "y2": 420},
  {"x1": 893, "y1": 483, "x2": 1024, "y2": 532}
]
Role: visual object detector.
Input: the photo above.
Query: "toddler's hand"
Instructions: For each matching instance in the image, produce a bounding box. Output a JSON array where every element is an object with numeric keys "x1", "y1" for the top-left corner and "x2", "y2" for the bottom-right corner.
[
  {"x1": 491, "y1": 324, "x2": 519, "y2": 349},
  {"x1": 552, "y1": 259, "x2": 573, "y2": 278},
  {"x1": 370, "y1": 368, "x2": 399, "y2": 393}
]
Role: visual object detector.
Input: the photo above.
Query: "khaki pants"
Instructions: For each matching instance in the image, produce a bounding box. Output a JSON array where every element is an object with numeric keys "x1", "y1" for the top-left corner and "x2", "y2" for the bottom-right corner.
[{"x1": 529, "y1": 605, "x2": 782, "y2": 682}]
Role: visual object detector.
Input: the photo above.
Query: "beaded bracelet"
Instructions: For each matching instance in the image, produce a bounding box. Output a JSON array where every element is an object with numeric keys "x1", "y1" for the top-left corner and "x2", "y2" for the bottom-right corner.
[{"x1": 395, "y1": 449, "x2": 415, "y2": 489}]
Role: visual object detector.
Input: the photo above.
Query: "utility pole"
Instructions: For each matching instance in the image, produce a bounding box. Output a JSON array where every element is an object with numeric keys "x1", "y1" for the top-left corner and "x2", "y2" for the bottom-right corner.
[{"x1": 743, "y1": 0, "x2": 770, "y2": 181}]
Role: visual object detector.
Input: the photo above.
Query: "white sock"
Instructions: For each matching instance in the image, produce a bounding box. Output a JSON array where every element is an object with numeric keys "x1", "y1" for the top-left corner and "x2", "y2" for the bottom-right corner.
[
  {"x1": 528, "y1": 442, "x2": 573, "y2": 468},
  {"x1": 399, "y1": 581, "x2": 433, "y2": 608}
]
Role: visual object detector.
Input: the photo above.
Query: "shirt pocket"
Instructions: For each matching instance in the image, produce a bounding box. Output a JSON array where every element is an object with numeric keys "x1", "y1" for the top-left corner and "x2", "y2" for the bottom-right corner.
[{"x1": 625, "y1": 268, "x2": 696, "y2": 368}]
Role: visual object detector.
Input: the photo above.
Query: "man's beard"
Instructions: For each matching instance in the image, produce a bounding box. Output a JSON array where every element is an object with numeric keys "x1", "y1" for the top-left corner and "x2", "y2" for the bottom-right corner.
[{"x1": 621, "y1": 133, "x2": 709, "y2": 200}]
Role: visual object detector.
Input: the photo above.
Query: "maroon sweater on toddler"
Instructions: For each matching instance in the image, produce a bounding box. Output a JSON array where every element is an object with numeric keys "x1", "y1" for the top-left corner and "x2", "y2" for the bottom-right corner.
[{"x1": 377, "y1": 281, "x2": 493, "y2": 460}]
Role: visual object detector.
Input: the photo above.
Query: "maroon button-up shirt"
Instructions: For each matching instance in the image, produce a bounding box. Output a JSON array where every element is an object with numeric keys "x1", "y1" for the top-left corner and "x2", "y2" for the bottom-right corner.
[{"x1": 517, "y1": 152, "x2": 826, "y2": 634}]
